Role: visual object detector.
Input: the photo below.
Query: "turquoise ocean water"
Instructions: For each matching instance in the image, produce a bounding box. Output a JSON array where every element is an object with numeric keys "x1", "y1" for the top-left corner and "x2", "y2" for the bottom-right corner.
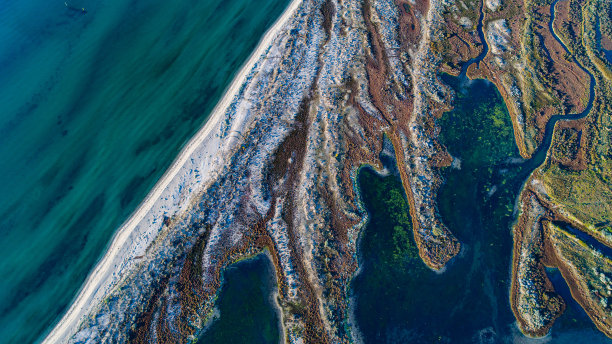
[{"x1": 0, "y1": 0, "x2": 289, "y2": 342}]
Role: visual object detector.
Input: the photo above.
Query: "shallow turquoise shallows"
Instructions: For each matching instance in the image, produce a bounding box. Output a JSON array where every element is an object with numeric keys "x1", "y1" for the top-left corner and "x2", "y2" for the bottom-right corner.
[{"x1": 0, "y1": 0, "x2": 290, "y2": 342}]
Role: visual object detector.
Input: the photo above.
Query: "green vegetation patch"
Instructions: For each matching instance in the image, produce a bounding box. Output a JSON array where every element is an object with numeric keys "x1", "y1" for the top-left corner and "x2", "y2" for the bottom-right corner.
[
  {"x1": 439, "y1": 76, "x2": 517, "y2": 168},
  {"x1": 539, "y1": 165, "x2": 612, "y2": 241}
]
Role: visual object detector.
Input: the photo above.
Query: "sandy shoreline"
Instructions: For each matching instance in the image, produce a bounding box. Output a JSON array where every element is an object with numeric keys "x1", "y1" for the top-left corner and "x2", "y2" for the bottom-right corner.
[{"x1": 43, "y1": 1, "x2": 302, "y2": 342}]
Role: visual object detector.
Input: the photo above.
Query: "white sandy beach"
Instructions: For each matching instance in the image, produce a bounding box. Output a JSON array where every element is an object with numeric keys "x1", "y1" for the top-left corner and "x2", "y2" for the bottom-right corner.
[{"x1": 43, "y1": 1, "x2": 302, "y2": 342}]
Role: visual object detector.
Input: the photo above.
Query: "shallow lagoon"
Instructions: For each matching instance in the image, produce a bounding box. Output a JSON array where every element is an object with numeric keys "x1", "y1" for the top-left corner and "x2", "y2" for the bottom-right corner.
[
  {"x1": 352, "y1": 76, "x2": 609, "y2": 343},
  {"x1": 0, "y1": 0, "x2": 289, "y2": 342},
  {"x1": 198, "y1": 253, "x2": 281, "y2": 344}
]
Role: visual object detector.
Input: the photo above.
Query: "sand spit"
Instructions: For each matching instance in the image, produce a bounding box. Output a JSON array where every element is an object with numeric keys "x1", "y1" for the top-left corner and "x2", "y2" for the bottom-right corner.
[{"x1": 43, "y1": 0, "x2": 303, "y2": 342}]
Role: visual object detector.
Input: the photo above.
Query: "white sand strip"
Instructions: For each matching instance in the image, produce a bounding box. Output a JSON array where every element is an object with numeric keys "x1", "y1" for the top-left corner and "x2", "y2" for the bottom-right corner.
[{"x1": 43, "y1": 0, "x2": 302, "y2": 342}]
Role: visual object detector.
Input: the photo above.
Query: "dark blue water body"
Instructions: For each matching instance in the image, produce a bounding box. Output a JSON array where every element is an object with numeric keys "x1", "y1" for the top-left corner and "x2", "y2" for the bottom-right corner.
[
  {"x1": 605, "y1": 50, "x2": 612, "y2": 64},
  {"x1": 353, "y1": 78, "x2": 521, "y2": 343},
  {"x1": 459, "y1": 0, "x2": 488, "y2": 76},
  {"x1": 353, "y1": 1, "x2": 607, "y2": 342},
  {"x1": 352, "y1": 75, "x2": 609, "y2": 342},
  {"x1": 546, "y1": 269, "x2": 612, "y2": 342},
  {"x1": 0, "y1": 0, "x2": 290, "y2": 342},
  {"x1": 555, "y1": 222, "x2": 612, "y2": 257},
  {"x1": 547, "y1": 268, "x2": 592, "y2": 322},
  {"x1": 197, "y1": 253, "x2": 281, "y2": 344}
]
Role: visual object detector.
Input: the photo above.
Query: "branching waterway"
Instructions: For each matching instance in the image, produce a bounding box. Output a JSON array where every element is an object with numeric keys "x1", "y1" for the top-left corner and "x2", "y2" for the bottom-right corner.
[
  {"x1": 351, "y1": 2, "x2": 604, "y2": 340},
  {"x1": 352, "y1": 73, "x2": 609, "y2": 343}
]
